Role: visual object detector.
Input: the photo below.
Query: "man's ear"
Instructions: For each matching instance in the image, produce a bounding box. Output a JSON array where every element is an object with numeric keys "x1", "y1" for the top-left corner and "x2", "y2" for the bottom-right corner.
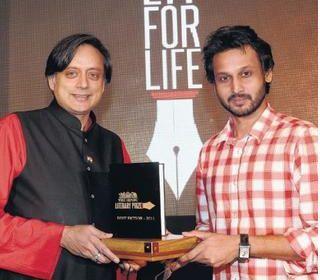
[
  {"x1": 47, "y1": 75, "x2": 56, "y2": 91},
  {"x1": 265, "y1": 70, "x2": 273, "y2": 83}
]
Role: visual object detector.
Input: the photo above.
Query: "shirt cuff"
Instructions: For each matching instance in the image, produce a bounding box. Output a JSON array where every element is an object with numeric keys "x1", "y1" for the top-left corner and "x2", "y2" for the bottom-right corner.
[{"x1": 283, "y1": 227, "x2": 318, "y2": 275}]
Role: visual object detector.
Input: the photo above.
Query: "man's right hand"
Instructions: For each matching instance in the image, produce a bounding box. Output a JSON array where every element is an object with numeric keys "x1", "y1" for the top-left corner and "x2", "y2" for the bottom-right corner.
[{"x1": 60, "y1": 225, "x2": 120, "y2": 264}]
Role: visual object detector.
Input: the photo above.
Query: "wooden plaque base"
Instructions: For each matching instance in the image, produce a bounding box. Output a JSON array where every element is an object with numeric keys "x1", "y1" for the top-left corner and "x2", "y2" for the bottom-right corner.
[{"x1": 102, "y1": 236, "x2": 199, "y2": 261}]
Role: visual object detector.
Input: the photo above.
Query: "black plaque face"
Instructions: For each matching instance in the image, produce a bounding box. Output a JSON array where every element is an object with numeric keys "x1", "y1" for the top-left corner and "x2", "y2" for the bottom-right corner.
[{"x1": 109, "y1": 162, "x2": 165, "y2": 239}]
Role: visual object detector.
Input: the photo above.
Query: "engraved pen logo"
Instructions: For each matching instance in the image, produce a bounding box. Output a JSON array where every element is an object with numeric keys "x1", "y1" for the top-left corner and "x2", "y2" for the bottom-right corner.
[
  {"x1": 115, "y1": 192, "x2": 156, "y2": 210},
  {"x1": 144, "y1": 0, "x2": 203, "y2": 199}
]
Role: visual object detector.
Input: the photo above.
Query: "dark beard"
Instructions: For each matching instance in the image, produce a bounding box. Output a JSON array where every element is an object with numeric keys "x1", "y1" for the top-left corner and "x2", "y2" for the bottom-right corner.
[{"x1": 218, "y1": 91, "x2": 267, "y2": 117}]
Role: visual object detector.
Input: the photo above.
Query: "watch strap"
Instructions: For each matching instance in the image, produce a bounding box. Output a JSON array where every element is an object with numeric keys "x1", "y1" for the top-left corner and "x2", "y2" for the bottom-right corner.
[{"x1": 240, "y1": 234, "x2": 249, "y2": 246}]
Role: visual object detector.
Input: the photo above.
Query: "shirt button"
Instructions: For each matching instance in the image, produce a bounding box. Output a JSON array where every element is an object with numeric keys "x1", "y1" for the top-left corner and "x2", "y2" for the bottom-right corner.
[
  {"x1": 90, "y1": 194, "x2": 95, "y2": 199},
  {"x1": 84, "y1": 138, "x2": 88, "y2": 143},
  {"x1": 231, "y1": 182, "x2": 237, "y2": 191},
  {"x1": 86, "y1": 156, "x2": 93, "y2": 163},
  {"x1": 86, "y1": 166, "x2": 91, "y2": 171}
]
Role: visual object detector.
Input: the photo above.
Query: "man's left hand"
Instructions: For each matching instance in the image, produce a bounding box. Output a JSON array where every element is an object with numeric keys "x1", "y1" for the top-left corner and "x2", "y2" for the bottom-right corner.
[{"x1": 170, "y1": 230, "x2": 239, "y2": 271}]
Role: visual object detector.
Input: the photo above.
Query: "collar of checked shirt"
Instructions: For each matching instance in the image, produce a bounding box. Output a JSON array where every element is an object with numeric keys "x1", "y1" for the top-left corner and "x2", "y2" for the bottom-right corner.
[{"x1": 212, "y1": 103, "x2": 279, "y2": 146}]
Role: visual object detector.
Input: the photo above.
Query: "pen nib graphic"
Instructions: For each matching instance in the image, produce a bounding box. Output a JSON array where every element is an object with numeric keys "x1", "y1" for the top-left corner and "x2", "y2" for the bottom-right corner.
[{"x1": 147, "y1": 99, "x2": 203, "y2": 199}]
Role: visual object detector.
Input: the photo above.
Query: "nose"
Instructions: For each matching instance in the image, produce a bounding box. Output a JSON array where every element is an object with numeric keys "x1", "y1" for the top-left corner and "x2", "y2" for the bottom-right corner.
[
  {"x1": 77, "y1": 73, "x2": 88, "y2": 89},
  {"x1": 231, "y1": 77, "x2": 244, "y2": 94}
]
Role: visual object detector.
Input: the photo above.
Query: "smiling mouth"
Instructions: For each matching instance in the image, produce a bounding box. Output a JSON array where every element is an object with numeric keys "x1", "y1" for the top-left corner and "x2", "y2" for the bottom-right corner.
[{"x1": 72, "y1": 94, "x2": 91, "y2": 101}]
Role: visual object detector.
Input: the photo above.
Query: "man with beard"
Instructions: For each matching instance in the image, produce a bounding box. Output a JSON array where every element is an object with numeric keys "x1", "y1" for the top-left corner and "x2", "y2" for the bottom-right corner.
[{"x1": 171, "y1": 26, "x2": 318, "y2": 279}]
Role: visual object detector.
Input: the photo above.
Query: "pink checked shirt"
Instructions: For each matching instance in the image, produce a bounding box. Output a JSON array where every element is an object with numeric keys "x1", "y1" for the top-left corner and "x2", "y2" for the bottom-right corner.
[{"x1": 196, "y1": 104, "x2": 318, "y2": 279}]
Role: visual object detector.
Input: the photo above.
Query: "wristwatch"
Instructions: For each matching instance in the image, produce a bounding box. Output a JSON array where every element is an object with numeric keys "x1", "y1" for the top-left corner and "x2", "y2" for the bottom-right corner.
[{"x1": 238, "y1": 234, "x2": 250, "y2": 262}]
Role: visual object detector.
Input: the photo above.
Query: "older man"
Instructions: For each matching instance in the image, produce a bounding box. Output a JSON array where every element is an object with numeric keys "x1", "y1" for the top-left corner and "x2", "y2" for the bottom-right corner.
[{"x1": 0, "y1": 34, "x2": 132, "y2": 279}]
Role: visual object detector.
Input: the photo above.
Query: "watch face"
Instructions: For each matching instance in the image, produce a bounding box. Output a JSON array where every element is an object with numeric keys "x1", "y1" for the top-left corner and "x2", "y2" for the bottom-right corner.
[{"x1": 239, "y1": 246, "x2": 250, "y2": 259}]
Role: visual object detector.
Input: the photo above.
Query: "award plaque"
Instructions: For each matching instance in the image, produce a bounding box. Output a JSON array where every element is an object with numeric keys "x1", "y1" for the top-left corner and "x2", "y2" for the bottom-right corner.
[
  {"x1": 107, "y1": 162, "x2": 199, "y2": 261},
  {"x1": 109, "y1": 162, "x2": 165, "y2": 239}
]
